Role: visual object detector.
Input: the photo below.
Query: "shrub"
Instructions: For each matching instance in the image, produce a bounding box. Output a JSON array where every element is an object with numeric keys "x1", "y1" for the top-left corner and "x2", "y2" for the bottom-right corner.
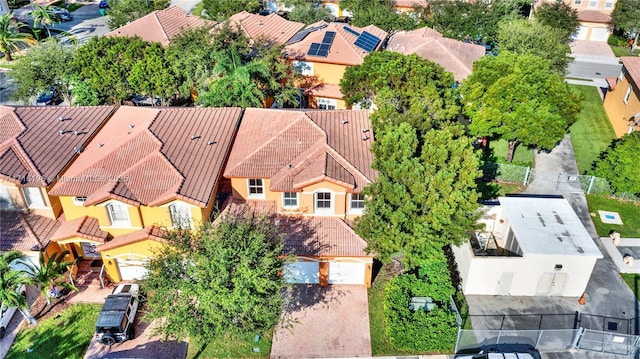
[
  {"x1": 594, "y1": 132, "x2": 640, "y2": 195},
  {"x1": 608, "y1": 33, "x2": 629, "y2": 47}
]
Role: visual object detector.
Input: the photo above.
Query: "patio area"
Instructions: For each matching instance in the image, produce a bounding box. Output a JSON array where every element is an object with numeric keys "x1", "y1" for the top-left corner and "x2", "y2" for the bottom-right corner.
[{"x1": 600, "y1": 236, "x2": 640, "y2": 273}]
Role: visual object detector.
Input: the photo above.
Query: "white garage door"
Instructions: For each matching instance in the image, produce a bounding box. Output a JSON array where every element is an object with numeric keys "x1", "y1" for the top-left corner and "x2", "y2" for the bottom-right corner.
[
  {"x1": 118, "y1": 259, "x2": 149, "y2": 280},
  {"x1": 283, "y1": 262, "x2": 319, "y2": 284},
  {"x1": 574, "y1": 26, "x2": 588, "y2": 40},
  {"x1": 589, "y1": 28, "x2": 610, "y2": 42},
  {"x1": 328, "y1": 262, "x2": 365, "y2": 285}
]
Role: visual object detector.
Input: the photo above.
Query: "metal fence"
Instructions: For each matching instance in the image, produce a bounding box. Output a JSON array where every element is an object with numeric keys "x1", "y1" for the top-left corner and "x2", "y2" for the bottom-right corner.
[{"x1": 575, "y1": 327, "x2": 640, "y2": 356}]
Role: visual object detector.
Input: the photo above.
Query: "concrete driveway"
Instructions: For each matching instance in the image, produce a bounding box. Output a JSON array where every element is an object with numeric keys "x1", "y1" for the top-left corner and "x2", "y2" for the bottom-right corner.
[{"x1": 271, "y1": 285, "x2": 371, "y2": 358}]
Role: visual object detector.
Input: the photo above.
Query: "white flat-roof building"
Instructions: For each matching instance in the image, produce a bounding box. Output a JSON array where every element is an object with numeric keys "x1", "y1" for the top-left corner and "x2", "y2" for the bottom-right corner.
[{"x1": 453, "y1": 196, "x2": 602, "y2": 297}]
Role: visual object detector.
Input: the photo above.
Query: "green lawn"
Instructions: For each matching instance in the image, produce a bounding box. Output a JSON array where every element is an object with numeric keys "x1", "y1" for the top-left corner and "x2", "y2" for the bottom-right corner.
[
  {"x1": 621, "y1": 273, "x2": 640, "y2": 300},
  {"x1": 610, "y1": 46, "x2": 640, "y2": 58},
  {"x1": 489, "y1": 139, "x2": 534, "y2": 167},
  {"x1": 186, "y1": 330, "x2": 272, "y2": 359},
  {"x1": 6, "y1": 304, "x2": 101, "y2": 359},
  {"x1": 51, "y1": 0, "x2": 83, "y2": 11},
  {"x1": 568, "y1": 85, "x2": 616, "y2": 174},
  {"x1": 586, "y1": 194, "x2": 640, "y2": 237}
]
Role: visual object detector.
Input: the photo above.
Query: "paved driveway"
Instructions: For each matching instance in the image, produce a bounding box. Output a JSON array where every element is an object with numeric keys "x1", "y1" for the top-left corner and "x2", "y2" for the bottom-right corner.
[{"x1": 271, "y1": 285, "x2": 371, "y2": 358}]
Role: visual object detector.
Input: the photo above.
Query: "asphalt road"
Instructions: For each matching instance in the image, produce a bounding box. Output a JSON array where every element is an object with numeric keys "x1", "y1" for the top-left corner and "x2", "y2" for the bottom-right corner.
[{"x1": 567, "y1": 60, "x2": 621, "y2": 81}]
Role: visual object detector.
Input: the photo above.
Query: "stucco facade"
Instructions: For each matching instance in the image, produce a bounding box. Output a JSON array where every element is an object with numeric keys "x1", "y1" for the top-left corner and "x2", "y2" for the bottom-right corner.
[{"x1": 604, "y1": 59, "x2": 640, "y2": 137}]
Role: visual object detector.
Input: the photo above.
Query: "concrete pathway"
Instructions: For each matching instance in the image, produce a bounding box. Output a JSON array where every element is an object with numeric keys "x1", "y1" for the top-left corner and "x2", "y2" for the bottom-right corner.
[{"x1": 567, "y1": 40, "x2": 622, "y2": 87}]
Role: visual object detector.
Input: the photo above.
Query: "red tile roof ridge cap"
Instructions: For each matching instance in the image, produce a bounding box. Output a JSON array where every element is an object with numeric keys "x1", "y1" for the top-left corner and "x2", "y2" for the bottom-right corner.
[
  {"x1": 268, "y1": 140, "x2": 327, "y2": 190},
  {"x1": 96, "y1": 225, "x2": 166, "y2": 252},
  {"x1": 3, "y1": 139, "x2": 46, "y2": 186},
  {"x1": 50, "y1": 215, "x2": 87, "y2": 241},
  {"x1": 118, "y1": 152, "x2": 184, "y2": 205},
  {"x1": 430, "y1": 38, "x2": 475, "y2": 77},
  {"x1": 151, "y1": 11, "x2": 171, "y2": 44},
  {"x1": 323, "y1": 140, "x2": 373, "y2": 185},
  {"x1": 293, "y1": 174, "x2": 355, "y2": 190},
  {"x1": 18, "y1": 211, "x2": 43, "y2": 248}
]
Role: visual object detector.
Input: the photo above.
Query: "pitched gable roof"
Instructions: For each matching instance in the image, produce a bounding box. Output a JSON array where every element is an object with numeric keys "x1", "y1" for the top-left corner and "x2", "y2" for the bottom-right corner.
[
  {"x1": 387, "y1": 27, "x2": 485, "y2": 81},
  {"x1": 50, "y1": 106, "x2": 243, "y2": 208},
  {"x1": 96, "y1": 225, "x2": 166, "y2": 252},
  {"x1": 0, "y1": 211, "x2": 61, "y2": 251},
  {"x1": 0, "y1": 106, "x2": 115, "y2": 186},
  {"x1": 228, "y1": 11, "x2": 305, "y2": 44},
  {"x1": 224, "y1": 108, "x2": 376, "y2": 193},
  {"x1": 51, "y1": 215, "x2": 110, "y2": 243},
  {"x1": 284, "y1": 22, "x2": 388, "y2": 66},
  {"x1": 577, "y1": 10, "x2": 611, "y2": 23},
  {"x1": 394, "y1": 0, "x2": 427, "y2": 8},
  {"x1": 106, "y1": 6, "x2": 211, "y2": 47}
]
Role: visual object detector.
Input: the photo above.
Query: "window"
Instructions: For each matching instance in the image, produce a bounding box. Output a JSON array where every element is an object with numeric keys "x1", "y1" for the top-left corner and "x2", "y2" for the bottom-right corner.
[
  {"x1": 293, "y1": 60, "x2": 313, "y2": 76},
  {"x1": 106, "y1": 202, "x2": 130, "y2": 227},
  {"x1": 247, "y1": 179, "x2": 265, "y2": 198},
  {"x1": 588, "y1": 0, "x2": 597, "y2": 7},
  {"x1": 619, "y1": 67, "x2": 626, "y2": 81},
  {"x1": 349, "y1": 193, "x2": 365, "y2": 213},
  {"x1": 22, "y1": 187, "x2": 45, "y2": 208},
  {"x1": 169, "y1": 203, "x2": 193, "y2": 228},
  {"x1": 318, "y1": 97, "x2": 337, "y2": 110},
  {"x1": 282, "y1": 192, "x2": 298, "y2": 209},
  {"x1": 573, "y1": 0, "x2": 582, "y2": 4},
  {"x1": 0, "y1": 184, "x2": 13, "y2": 209},
  {"x1": 624, "y1": 84, "x2": 633, "y2": 104},
  {"x1": 315, "y1": 191, "x2": 333, "y2": 213},
  {"x1": 73, "y1": 196, "x2": 87, "y2": 206},
  {"x1": 604, "y1": 1, "x2": 613, "y2": 7}
]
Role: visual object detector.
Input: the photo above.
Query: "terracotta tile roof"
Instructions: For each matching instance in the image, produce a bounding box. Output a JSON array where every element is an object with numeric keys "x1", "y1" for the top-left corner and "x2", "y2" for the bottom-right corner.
[
  {"x1": 51, "y1": 216, "x2": 110, "y2": 243},
  {"x1": 577, "y1": 10, "x2": 611, "y2": 23},
  {"x1": 96, "y1": 226, "x2": 166, "y2": 252},
  {"x1": 228, "y1": 11, "x2": 305, "y2": 44},
  {"x1": 106, "y1": 6, "x2": 212, "y2": 47},
  {"x1": 304, "y1": 83, "x2": 343, "y2": 99},
  {"x1": 0, "y1": 211, "x2": 61, "y2": 251},
  {"x1": 393, "y1": 0, "x2": 427, "y2": 8},
  {"x1": 219, "y1": 200, "x2": 369, "y2": 257},
  {"x1": 284, "y1": 22, "x2": 388, "y2": 66},
  {"x1": 622, "y1": 57, "x2": 640, "y2": 89},
  {"x1": 0, "y1": 106, "x2": 115, "y2": 186},
  {"x1": 606, "y1": 76, "x2": 617, "y2": 90},
  {"x1": 387, "y1": 27, "x2": 486, "y2": 81},
  {"x1": 224, "y1": 109, "x2": 376, "y2": 193},
  {"x1": 50, "y1": 106, "x2": 242, "y2": 208}
]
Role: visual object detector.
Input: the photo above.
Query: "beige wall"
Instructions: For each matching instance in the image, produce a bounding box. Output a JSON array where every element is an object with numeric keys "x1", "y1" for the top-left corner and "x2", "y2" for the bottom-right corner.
[
  {"x1": 100, "y1": 239, "x2": 167, "y2": 282},
  {"x1": 0, "y1": 179, "x2": 61, "y2": 218},
  {"x1": 604, "y1": 73, "x2": 640, "y2": 137}
]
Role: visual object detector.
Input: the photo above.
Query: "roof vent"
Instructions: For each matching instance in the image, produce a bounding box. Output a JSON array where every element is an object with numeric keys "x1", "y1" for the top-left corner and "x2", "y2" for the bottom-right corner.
[
  {"x1": 341, "y1": 120, "x2": 348, "y2": 125},
  {"x1": 362, "y1": 135, "x2": 369, "y2": 141},
  {"x1": 58, "y1": 116, "x2": 66, "y2": 122},
  {"x1": 207, "y1": 141, "x2": 217, "y2": 145},
  {"x1": 191, "y1": 135, "x2": 200, "y2": 140},
  {"x1": 362, "y1": 128, "x2": 369, "y2": 133},
  {"x1": 287, "y1": 164, "x2": 292, "y2": 169},
  {"x1": 73, "y1": 145, "x2": 84, "y2": 154},
  {"x1": 129, "y1": 124, "x2": 134, "y2": 128},
  {"x1": 98, "y1": 143, "x2": 104, "y2": 147},
  {"x1": 73, "y1": 130, "x2": 80, "y2": 136},
  {"x1": 58, "y1": 129, "x2": 65, "y2": 135}
]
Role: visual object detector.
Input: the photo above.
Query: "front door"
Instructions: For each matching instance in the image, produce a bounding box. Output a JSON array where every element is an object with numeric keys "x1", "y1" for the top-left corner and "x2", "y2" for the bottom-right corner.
[
  {"x1": 495, "y1": 272, "x2": 514, "y2": 295},
  {"x1": 81, "y1": 242, "x2": 102, "y2": 259},
  {"x1": 536, "y1": 272, "x2": 568, "y2": 296}
]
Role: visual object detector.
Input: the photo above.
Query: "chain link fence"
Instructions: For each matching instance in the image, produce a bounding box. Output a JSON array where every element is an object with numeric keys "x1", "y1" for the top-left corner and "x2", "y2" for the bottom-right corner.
[{"x1": 456, "y1": 329, "x2": 578, "y2": 353}]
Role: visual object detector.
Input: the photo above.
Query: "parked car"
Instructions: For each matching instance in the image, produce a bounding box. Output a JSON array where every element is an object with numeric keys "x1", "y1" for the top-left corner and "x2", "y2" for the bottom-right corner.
[
  {"x1": 48, "y1": 6, "x2": 73, "y2": 22},
  {"x1": 94, "y1": 283, "x2": 140, "y2": 346},
  {"x1": 129, "y1": 94, "x2": 161, "y2": 106},
  {"x1": 36, "y1": 87, "x2": 59, "y2": 106},
  {"x1": 99, "y1": 0, "x2": 108, "y2": 9},
  {"x1": 0, "y1": 285, "x2": 27, "y2": 339}
]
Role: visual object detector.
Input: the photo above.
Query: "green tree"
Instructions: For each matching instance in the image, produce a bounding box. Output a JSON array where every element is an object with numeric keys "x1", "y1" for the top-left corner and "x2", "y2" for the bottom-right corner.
[
  {"x1": 11, "y1": 42, "x2": 76, "y2": 104},
  {"x1": 0, "y1": 13, "x2": 37, "y2": 61},
  {"x1": 107, "y1": 0, "x2": 169, "y2": 30},
  {"x1": 594, "y1": 132, "x2": 640, "y2": 194},
  {"x1": 201, "y1": 0, "x2": 261, "y2": 20},
  {"x1": 0, "y1": 251, "x2": 36, "y2": 325},
  {"x1": 284, "y1": 0, "x2": 333, "y2": 24},
  {"x1": 355, "y1": 123, "x2": 481, "y2": 268},
  {"x1": 611, "y1": 0, "x2": 640, "y2": 50},
  {"x1": 534, "y1": 1, "x2": 579, "y2": 39},
  {"x1": 23, "y1": 251, "x2": 77, "y2": 306},
  {"x1": 460, "y1": 51, "x2": 581, "y2": 162},
  {"x1": 144, "y1": 215, "x2": 292, "y2": 343},
  {"x1": 497, "y1": 19, "x2": 572, "y2": 75},
  {"x1": 340, "y1": 0, "x2": 419, "y2": 32},
  {"x1": 30, "y1": 5, "x2": 57, "y2": 39},
  {"x1": 128, "y1": 43, "x2": 177, "y2": 105}
]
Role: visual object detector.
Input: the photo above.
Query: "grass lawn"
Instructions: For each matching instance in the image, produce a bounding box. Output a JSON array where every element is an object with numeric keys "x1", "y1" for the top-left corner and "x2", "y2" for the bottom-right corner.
[
  {"x1": 186, "y1": 329, "x2": 272, "y2": 359},
  {"x1": 51, "y1": 0, "x2": 83, "y2": 11},
  {"x1": 6, "y1": 303, "x2": 100, "y2": 359},
  {"x1": 610, "y1": 46, "x2": 640, "y2": 58},
  {"x1": 489, "y1": 139, "x2": 533, "y2": 167},
  {"x1": 568, "y1": 85, "x2": 616, "y2": 174},
  {"x1": 586, "y1": 194, "x2": 640, "y2": 237},
  {"x1": 621, "y1": 273, "x2": 640, "y2": 300}
]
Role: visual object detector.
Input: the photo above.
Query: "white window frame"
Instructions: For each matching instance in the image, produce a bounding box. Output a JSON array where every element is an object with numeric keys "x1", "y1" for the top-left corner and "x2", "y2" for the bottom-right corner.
[
  {"x1": 22, "y1": 187, "x2": 45, "y2": 208},
  {"x1": 348, "y1": 193, "x2": 365, "y2": 214},
  {"x1": 314, "y1": 190, "x2": 334, "y2": 214},
  {"x1": 573, "y1": 0, "x2": 582, "y2": 4},
  {"x1": 247, "y1": 178, "x2": 265, "y2": 199},
  {"x1": 604, "y1": 1, "x2": 613, "y2": 8},
  {"x1": 587, "y1": 0, "x2": 598, "y2": 8},
  {"x1": 106, "y1": 202, "x2": 130, "y2": 227},
  {"x1": 282, "y1": 192, "x2": 299, "y2": 209},
  {"x1": 318, "y1": 97, "x2": 337, "y2": 110},
  {"x1": 293, "y1": 60, "x2": 313, "y2": 76},
  {"x1": 619, "y1": 68, "x2": 626, "y2": 81},
  {"x1": 72, "y1": 196, "x2": 87, "y2": 206},
  {"x1": 624, "y1": 84, "x2": 633, "y2": 104},
  {"x1": 169, "y1": 203, "x2": 193, "y2": 228}
]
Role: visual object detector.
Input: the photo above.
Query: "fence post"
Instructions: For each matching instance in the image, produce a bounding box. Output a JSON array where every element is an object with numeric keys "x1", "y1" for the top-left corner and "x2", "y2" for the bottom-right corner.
[
  {"x1": 572, "y1": 327, "x2": 585, "y2": 350},
  {"x1": 587, "y1": 176, "x2": 595, "y2": 194},
  {"x1": 523, "y1": 167, "x2": 530, "y2": 186}
]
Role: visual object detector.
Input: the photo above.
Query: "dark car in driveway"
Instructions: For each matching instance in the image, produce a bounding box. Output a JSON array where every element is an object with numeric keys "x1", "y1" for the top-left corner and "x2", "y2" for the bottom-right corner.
[{"x1": 36, "y1": 87, "x2": 59, "y2": 105}]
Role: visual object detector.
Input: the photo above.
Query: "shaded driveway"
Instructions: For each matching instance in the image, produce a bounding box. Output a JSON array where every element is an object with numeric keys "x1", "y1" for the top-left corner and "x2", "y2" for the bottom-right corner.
[{"x1": 271, "y1": 285, "x2": 371, "y2": 358}]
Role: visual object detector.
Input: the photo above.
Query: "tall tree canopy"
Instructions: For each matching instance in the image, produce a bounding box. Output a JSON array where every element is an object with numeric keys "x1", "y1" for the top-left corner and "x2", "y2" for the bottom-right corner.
[
  {"x1": 611, "y1": 0, "x2": 640, "y2": 49},
  {"x1": 594, "y1": 132, "x2": 640, "y2": 194},
  {"x1": 460, "y1": 51, "x2": 581, "y2": 162},
  {"x1": 0, "y1": 13, "x2": 37, "y2": 61},
  {"x1": 284, "y1": 0, "x2": 333, "y2": 24},
  {"x1": 201, "y1": 0, "x2": 261, "y2": 20},
  {"x1": 355, "y1": 124, "x2": 481, "y2": 268},
  {"x1": 497, "y1": 19, "x2": 572, "y2": 75},
  {"x1": 340, "y1": 0, "x2": 419, "y2": 32},
  {"x1": 144, "y1": 215, "x2": 291, "y2": 343},
  {"x1": 534, "y1": 1, "x2": 579, "y2": 39},
  {"x1": 107, "y1": 0, "x2": 169, "y2": 30}
]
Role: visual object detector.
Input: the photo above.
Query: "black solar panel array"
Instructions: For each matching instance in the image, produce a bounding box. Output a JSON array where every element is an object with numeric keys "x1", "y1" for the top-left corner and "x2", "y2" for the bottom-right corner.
[
  {"x1": 343, "y1": 26, "x2": 361, "y2": 37},
  {"x1": 354, "y1": 31, "x2": 381, "y2": 53},
  {"x1": 286, "y1": 23, "x2": 329, "y2": 45},
  {"x1": 307, "y1": 31, "x2": 336, "y2": 57}
]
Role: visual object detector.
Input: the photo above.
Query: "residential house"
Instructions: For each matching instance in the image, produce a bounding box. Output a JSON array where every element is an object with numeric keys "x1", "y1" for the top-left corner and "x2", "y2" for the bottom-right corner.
[
  {"x1": 387, "y1": 26, "x2": 486, "y2": 82},
  {"x1": 537, "y1": 0, "x2": 615, "y2": 41},
  {"x1": 604, "y1": 57, "x2": 640, "y2": 137},
  {"x1": 263, "y1": 0, "x2": 426, "y2": 16},
  {"x1": 0, "y1": 210, "x2": 61, "y2": 270},
  {"x1": 284, "y1": 22, "x2": 387, "y2": 109},
  {"x1": 228, "y1": 10, "x2": 305, "y2": 45},
  {"x1": 105, "y1": 6, "x2": 211, "y2": 47},
  {"x1": 223, "y1": 108, "x2": 376, "y2": 286},
  {"x1": 49, "y1": 106, "x2": 242, "y2": 282},
  {"x1": 452, "y1": 196, "x2": 602, "y2": 297}
]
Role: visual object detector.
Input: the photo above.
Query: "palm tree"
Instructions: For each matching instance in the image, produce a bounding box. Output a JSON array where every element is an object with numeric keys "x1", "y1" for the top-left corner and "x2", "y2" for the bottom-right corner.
[
  {"x1": 0, "y1": 251, "x2": 36, "y2": 325},
  {"x1": 0, "y1": 13, "x2": 37, "y2": 61},
  {"x1": 23, "y1": 251, "x2": 77, "y2": 306},
  {"x1": 30, "y1": 5, "x2": 57, "y2": 39}
]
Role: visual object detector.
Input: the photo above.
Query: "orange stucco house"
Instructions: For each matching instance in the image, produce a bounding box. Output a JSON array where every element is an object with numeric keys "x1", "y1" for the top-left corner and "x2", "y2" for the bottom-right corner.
[{"x1": 604, "y1": 57, "x2": 640, "y2": 137}]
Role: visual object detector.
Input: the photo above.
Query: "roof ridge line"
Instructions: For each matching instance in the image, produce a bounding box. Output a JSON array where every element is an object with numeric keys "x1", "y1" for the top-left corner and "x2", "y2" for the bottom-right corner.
[
  {"x1": 9, "y1": 139, "x2": 46, "y2": 185},
  {"x1": 324, "y1": 146, "x2": 370, "y2": 186}
]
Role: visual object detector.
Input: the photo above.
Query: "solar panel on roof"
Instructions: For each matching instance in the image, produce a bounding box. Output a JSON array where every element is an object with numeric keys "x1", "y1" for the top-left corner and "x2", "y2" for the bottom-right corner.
[
  {"x1": 354, "y1": 31, "x2": 381, "y2": 53},
  {"x1": 285, "y1": 23, "x2": 329, "y2": 45},
  {"x1": 322, "y1": 31, "x2": 336, "y2": 44},
  {"x1": 308, "y1": 43, "x2": 321, "y2": 56},
  {"x1": 344, "y1": 26, "x2": 361, "y2": 37}
]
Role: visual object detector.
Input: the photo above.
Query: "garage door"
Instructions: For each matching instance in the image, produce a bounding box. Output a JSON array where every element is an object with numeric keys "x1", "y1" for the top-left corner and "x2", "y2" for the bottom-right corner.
[
  {"x1": 328, "y1": 262, "x2": 365, "y2": 285},
  {"x1": 574, "y1": 26, "x2": 588, "y2": 40},
  {"x1": 283, "y1": 262, "x2": 319, "y2": 284},
  {"x1": 117, "y1": 259, "x2": 149, "y2": 280},
  {"x1": 589, "y1": 28, "x2": 610, "y2": 42}
]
